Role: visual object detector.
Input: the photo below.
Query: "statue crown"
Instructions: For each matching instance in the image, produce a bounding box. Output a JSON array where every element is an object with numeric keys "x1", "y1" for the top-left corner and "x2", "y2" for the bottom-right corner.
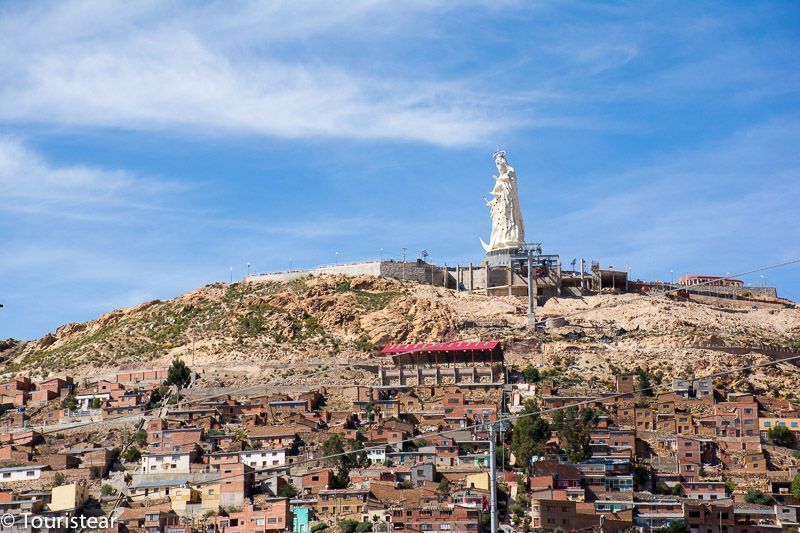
[{"x1": 493, "y1": 148, "x2": 506, "y2": 160}]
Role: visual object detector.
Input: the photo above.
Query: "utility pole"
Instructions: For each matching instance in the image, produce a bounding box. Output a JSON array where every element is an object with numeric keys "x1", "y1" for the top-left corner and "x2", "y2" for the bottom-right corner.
[
  {"x1": 402, "y1": 247, "x2": 407, "y2": 280},
  {"x1": 527, "y1": 250, "x2": 535, "y2": 327},
  {"x1": 487, "y1": 419, "x2": 498, "y2": 533}
]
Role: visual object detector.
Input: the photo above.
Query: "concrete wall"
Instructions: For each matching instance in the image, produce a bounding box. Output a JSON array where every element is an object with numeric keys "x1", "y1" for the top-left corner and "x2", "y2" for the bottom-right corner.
[
  {"x1": 246, "y1": 258, "x2": 563, "y2": 301},
  {"x1": 247, "y1": 261, "x2": 382, "y2": 283}
]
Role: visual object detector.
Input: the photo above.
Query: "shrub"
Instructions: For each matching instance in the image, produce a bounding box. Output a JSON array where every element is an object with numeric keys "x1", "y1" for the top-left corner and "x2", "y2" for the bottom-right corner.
[
  {"x1": 62, "y1": 394, "x2": 78, "y2": 410},
  {"x1": 744, "y1": 489, "x2": 772, "y2": 505},
  {"x1": 767, "y1": 425, "x2": 796, "y2": 448},
  {"x1": 101, "y1": 484, "x2": 114, "y2": 496},
  {"x1": 122, "y1": 446, "x2": 141, "y2": 463},
  {"x1": 660, "y1": 521, "x2": 688, "y2": 533},
  {"x1": 792, "y1": 473, "x2": 800, "y2": 499},
  {"x1": 339, "y1": 521, "x2": 359, "y2": 533},
  {"x1": 277, "y1": 483, "x2": 298, "y2": 498},
  {"x1": 522, "y1": 365, "x2": 541, "y2": 383},
  {"x1": 132, "y1": 429, "x2": 148, "y2": 447}
]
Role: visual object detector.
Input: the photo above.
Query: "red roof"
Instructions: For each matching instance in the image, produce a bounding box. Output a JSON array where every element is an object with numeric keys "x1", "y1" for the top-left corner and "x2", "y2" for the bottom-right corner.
[{"x1": 380, "y1": 341, "x2": 500, "y2": 356}]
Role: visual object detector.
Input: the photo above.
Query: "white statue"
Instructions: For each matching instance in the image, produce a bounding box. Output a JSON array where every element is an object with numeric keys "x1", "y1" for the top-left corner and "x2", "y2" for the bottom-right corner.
[{"x1": 480, "y1": 150, "x2": 525, "y2": 253}]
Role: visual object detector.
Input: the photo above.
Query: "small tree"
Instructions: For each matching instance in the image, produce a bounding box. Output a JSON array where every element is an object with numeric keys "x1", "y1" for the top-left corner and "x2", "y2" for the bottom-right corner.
[
  {"x1": 101, "y1": 484, "x2": 114, "y2": 496},
  {"x1": 767, "y1": 425, "x2": 796, "y2": 448},
  {"x1": 92, "y1": 398, "x2": 103, "y2": 409},
  {"x1": 133, "y1": 429, "x2": 148, "y2": 447},
  {"x1": 339, "y1": 520, "x2": 359, "y2": 533},
  {"x1": 166, "y1": 357, "x2": 192, "y2": 389},
  {"x1": 349, "y1": 439, "x2": 369, "y2": 468},
  {"x1": 322, "y1": 434, "x2": 345, "y2": 460},
  {"x1": 633, "y1": 466, "x2": 650, "y2": 490},
  {"x1": 122, "y1": 446, "x2": 141, "y2": 463},
  {"x1": 62, "y1": 394, "x2": 78, "y2": 410},
  {"x1": 510, "y1": 493, "x2": 531, "y2": 524},
  {"x1": 552, "y1": 406, "x2": 597, "y2": 463},
  {"x1": 637, "y1": 368, "x2": 654, "y2": 397},
  {"x1": 436, "y1": 478, "x2": 451, "y2": 501},
  {"x1": 310, "y1": 524, "x2": 328, "y2": 533},
  {"x1": 277, "y1": 482, "x2": 298, "y2": 498},
  {"x1": 51, "y1": 471, "x2": 66, "y2": 487},
  {"x1": 510, "y1": 400, "x2": 550, "y2": 469},
  {"x1": 364, "y1": 399, "x2": 376, "y2": 422},
  {"x1": 744, "y1": 489, "x2": 773, "y2": 505},
  {"x1": 522, "y1": 365, "x2": 541, "y2": 383},
  {"x1": 791, "y1": 472, "x2": 800, "y2": 499}
]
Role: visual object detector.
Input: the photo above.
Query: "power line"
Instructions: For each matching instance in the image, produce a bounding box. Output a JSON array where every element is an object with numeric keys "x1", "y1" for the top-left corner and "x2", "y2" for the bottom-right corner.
[
  {"x1": 14, "y1": 256, "x2": 797, "y2": 503},
  {"x1": 180, "y1": 351, "x2": 800, "y2": 488},
  {"x1": 26, "y1": 257, "x2": 800, "y2": 438},
  {"x1": 529, "y1": 257, "x2": 800, "y2": 328}
]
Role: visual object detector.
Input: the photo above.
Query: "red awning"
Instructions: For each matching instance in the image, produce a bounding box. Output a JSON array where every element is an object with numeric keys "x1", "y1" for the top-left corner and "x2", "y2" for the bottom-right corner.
[{"x1": 380, "y1": 340, "x2": 500, "y2": 356}]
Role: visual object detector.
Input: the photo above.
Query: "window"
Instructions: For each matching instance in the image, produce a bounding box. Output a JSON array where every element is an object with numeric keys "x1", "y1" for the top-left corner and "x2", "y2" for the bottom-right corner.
[{"x1": 764, "y1": 421, "x2": 771, "y2": 427}]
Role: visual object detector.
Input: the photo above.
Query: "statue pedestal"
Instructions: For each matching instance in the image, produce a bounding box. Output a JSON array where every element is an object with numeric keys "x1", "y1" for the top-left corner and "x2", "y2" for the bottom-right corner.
[{"x1": 481, "y1": 246, "x2": 528, "y2": 267}]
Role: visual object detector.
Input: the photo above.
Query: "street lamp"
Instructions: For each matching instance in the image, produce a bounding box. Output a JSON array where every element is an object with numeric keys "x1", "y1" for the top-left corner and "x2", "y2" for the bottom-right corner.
[
  {"x1": 335, "y1": 251, "x2": 340, "y2": 265},
  {"x1": 670, "y1": 269, "x2": 674, "y2": 286},
  {"x1": 380, "y1": 248, "x2": 384, "y2": 262},
  {"x1": 247, "y1": 262, "x2": 251, "y2": 278},
  {"x1": 229, "y1": 266, "x2": 233, "y2": 283}
]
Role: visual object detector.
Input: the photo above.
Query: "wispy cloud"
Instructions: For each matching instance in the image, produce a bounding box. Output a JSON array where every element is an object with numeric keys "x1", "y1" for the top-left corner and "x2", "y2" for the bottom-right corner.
[
  {"x1": 0, "y1": 1, "x2": 516, "y2": 147},
  {"x1": 0, "y1": 137, "x2": 187, "y2": 221},
  {"x1": 541, "y1": 118, "x2": 800, "y2": 278}
]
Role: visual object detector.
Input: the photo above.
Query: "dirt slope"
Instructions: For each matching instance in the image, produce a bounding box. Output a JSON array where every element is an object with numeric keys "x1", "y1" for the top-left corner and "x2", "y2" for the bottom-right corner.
[{"x1": 1, "y1": 276, "x2": 799, "y2": 394}]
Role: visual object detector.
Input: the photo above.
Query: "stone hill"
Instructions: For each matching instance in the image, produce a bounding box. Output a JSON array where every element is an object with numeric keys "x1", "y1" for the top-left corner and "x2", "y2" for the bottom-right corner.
[{"x1": 1, "y1": 274, "x2": 799, "y2": 395}]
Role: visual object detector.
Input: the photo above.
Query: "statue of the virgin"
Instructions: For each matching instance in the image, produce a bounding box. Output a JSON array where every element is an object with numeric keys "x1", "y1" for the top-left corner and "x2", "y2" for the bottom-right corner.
[{"x1": 481, "y1": 150, "x2": 525, "y2": 253}]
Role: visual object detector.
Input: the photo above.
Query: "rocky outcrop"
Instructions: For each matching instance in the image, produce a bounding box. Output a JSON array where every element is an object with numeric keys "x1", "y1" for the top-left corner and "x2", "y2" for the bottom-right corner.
[{"x1": 3, "y1": 275, "x2": 799, "y2": 398}]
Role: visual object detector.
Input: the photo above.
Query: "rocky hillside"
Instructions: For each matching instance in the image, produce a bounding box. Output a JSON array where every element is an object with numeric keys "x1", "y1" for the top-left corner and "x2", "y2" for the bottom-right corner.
[
  {"x1": 2, "y1": 274, "x2": 800, "y2": 395},
  {"x1": 0, "y1": 275, "x2": 523, "y2": 379}
]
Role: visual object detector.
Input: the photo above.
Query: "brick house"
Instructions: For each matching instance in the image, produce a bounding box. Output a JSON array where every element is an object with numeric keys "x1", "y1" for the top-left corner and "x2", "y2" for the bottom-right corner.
[
  {"x1": 211, "y1": 499, "x2": 290, "y2": 532},
  {"x1": 248, "y1": 427, "x2": 300, "y2": 450}
]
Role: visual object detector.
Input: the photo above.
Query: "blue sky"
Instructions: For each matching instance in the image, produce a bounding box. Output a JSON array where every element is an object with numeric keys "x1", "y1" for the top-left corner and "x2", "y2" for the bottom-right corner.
[{"x1": 1, "y1": 1, "x2": 799, "y2": 340}]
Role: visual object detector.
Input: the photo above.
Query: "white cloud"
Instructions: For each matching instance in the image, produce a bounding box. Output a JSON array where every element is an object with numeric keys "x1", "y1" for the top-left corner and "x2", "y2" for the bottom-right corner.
[
  {"x1": 540, "y1": 118, "x2": 800, "y2": 277},
  {"x1": 0, "y1": 137, "x2": 186, "y2": 220},
  {"x1": 0, "y1": 1, "x2": 514, "y2": 147}
]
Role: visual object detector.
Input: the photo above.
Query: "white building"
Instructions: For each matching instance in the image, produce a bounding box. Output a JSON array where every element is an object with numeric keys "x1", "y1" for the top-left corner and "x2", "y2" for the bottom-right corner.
[
  {"x1": 239, "y1": 449, "x2": 286, "y2": 468},
  {"x1": 0, "y1": 465, "x2": 46, "y2": 483},
  {"x1": 141, "y1": 452, "x2": 192, "y2": 474},
  {"x1": 367, "y1": 446, "x2": 387, "y2": 464},
  {"x1": 75, "y1": 392, "x2": 111, "y2": 410}
]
